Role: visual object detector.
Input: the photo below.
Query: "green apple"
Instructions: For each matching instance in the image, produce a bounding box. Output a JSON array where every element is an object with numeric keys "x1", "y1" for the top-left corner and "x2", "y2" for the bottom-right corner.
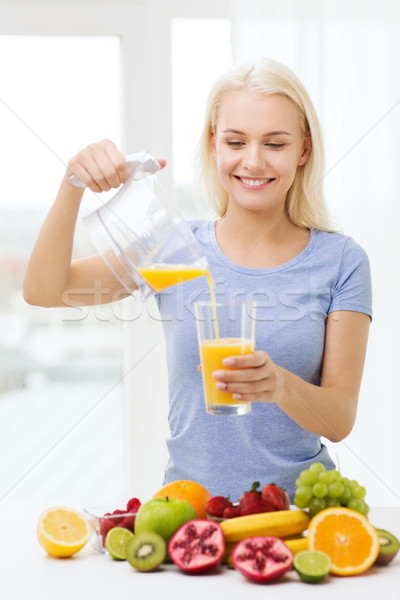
[{"x1": 134, "y1": 497, "x2": 197, "y2": 556}]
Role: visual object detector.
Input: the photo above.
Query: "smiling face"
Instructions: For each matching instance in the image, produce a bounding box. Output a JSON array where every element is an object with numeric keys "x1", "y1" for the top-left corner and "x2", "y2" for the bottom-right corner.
[{"x1": 211, "y1": 89, "x2": 311, "y2": 217}]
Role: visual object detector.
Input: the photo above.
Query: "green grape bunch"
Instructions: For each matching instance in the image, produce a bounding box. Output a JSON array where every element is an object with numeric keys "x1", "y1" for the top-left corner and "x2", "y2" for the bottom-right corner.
[{"x1": 294, "y1": 462, "x2": 369, "y2": 518}]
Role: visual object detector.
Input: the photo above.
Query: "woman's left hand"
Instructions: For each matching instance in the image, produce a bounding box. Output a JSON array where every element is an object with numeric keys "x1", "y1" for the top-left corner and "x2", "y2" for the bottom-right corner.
[{"x1": 211, "y1": 350, "x2": 283, "y2": 404}]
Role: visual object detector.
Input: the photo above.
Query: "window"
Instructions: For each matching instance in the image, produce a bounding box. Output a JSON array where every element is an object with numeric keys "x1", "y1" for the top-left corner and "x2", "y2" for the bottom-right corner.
[{"x1": 0, "y1": 36, "x2": 124, "y2": 504}]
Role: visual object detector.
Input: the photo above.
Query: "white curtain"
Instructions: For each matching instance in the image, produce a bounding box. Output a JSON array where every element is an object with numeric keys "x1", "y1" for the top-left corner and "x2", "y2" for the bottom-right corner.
[{"x1": 231, "y1": 0, "x2": 400, "y2": 506}]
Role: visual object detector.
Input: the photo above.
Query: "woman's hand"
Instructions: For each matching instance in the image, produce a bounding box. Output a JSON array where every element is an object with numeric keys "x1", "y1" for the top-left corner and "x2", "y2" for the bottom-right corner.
[
  {"x1": 211, "y1": 350, "x2": 283, "y2": 404},
  {"x1": 67, "y1": 139, "x2": 130, "y2": 193},
  {"x1": 66, "y1": 139, "x2": 167, "y2": 193}
]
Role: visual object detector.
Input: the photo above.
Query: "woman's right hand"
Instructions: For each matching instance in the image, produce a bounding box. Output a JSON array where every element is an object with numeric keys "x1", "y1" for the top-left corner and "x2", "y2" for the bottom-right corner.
[{"x1": 66, "y1": 139, "x2": 130, "y2": 193}]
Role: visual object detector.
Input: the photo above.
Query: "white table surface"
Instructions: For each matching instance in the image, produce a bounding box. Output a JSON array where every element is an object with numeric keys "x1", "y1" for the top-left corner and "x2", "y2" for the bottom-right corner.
[{"x1": 2, "y1": 504, "x2": 400, "y2": 599}]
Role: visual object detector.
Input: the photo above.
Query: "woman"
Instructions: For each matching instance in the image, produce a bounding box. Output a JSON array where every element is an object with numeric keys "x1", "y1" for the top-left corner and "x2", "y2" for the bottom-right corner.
[{"x1": 23, "y1": 58, "x2": 372, "y2": 500}]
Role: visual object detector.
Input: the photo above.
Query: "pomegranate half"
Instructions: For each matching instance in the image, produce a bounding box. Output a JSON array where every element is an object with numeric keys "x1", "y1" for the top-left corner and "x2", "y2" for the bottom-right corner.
[
  {"x1": 232, "y1": 536, "x2": 293, "y2": 582},
  {"x1": 168, "y1": 519, "x2": 225, "y2": 574}
]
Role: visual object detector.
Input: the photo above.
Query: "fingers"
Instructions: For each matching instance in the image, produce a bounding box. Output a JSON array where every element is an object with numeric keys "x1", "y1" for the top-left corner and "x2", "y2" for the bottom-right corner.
[
  {"x1": 216, "y1": 379, "x2": 268, "y2": 395},
  {"x1": 211, "y1": 351, "x2": 276, "y2": 402},
  {"x1": 67, "y1": 139, "x2": 129, "y2": 193},
  {"x1": 67, "y1": 140, "x2": 167, "y2": 193},
  {"x1": 222, "y1": 350, "x2": 268, "y2": 369},
  {"x1": 213, "y1": 351, "x2": 270, "y2": 383},
  {"x1": 157, "y1": 158, "x2": 167, "y2": 169}
]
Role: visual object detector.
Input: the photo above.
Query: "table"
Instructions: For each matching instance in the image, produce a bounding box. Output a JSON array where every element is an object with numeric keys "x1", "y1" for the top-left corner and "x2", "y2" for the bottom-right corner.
[{"x1": 2, "y1": 504, "x2": 399, "y2": 599}]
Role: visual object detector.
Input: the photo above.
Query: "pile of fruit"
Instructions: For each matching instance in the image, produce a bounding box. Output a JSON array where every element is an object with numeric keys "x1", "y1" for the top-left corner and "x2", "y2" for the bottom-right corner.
[
  {"x1": 98, "y1": 497, "x2": 141, "y2": 545},
  {"x1": 206, "y1": 481, "x2": 289, "y2": 519},
  {"x1": 36, "y1": 464, "x2": 400, "y2": 584}
]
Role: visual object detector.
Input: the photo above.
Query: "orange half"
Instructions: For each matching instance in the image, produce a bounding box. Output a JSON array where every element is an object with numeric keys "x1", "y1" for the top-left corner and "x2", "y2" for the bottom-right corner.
[{"x1": 308, "y1": 507, "x2": 379, "y2": 576}]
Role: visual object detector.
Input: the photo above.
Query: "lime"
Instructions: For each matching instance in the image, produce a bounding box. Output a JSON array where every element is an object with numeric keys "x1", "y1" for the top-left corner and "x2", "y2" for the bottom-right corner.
[
  {"x1": 105, "y1": 526, "x2": 134, "y2": 560},
  {"x1": 294, "y1": 550, "x2": 331, "y2": 583}
]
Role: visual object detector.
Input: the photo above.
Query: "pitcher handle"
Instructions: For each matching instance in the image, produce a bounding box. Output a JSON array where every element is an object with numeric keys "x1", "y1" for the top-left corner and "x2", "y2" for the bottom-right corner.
[{"x1": 69, "y1": 150, "x2": 161, "y2": 188}]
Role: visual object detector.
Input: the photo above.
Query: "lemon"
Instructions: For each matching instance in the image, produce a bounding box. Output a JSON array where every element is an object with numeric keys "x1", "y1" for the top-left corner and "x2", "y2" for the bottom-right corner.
[{"x1": 37, "y1": 506, "x2": 91, "y2": 557}]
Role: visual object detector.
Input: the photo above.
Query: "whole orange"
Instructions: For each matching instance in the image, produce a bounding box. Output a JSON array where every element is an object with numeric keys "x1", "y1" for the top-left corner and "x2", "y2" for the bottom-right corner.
[{"x1": 153, "y1": 480, "x2": 212, "y2": 519}]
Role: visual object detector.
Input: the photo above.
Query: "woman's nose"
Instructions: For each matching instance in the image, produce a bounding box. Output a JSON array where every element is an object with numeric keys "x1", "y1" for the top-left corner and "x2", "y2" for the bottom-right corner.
[{"x1": 242, "y1": 145, "x2": 265, "y2": 171}]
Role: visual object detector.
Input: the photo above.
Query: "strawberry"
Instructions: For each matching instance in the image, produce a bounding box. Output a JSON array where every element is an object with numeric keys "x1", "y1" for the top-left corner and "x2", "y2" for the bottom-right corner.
[
  {"x1": 240, "y1": 499, "x2": 275, "y2": 516},
  {"x1": 99, "y1": 516, "x2": 115, "y2": 545},
  {"x1": 206, "y1": 496, "x2": 234, "y2": 518},
  {"x1": 119, "y1": 515, "x2": 136, "y2": 532},
  {"x1": 126, "y1": 497, "x2": 141, "y2": 513},
  {"x1": 111, "y1": 509, "x2": 125, "y2": 525},
  {"x1": 223, "y1": 506, "x2": 242, "y2": 519},
  {"x1": 238, "y1": 481, "x2": 262, "y2": 513},
  {"x1": 261, "y1": 483, "x2": 290, "y2": 511}
]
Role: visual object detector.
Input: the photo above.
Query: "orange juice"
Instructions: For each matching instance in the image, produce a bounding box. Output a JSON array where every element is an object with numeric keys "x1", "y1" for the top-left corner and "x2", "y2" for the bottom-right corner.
[
  {"x1": 137, "y1": 263, "x2": 209, "y2": 292},
  {"x1": 199, "y1": 337, "x2": 255, "y2": 406}
]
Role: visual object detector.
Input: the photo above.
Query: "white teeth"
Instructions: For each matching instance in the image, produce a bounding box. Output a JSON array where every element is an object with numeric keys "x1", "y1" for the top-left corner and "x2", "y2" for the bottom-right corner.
[{"x1": 240, "y1": 177, "x2": 272, "y2": 186}]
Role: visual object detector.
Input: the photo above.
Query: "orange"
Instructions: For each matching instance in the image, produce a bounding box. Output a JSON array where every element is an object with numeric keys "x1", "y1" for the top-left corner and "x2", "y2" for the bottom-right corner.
[
  {"x1": 37, "y1": 506, "x2": 91, "y2": 557},
  {"x1": 153, "y1": 480, "x2": 212, "y2": 519},
  {"x1": 308, "y1": 507, "x2": 380, "y2": 576}
]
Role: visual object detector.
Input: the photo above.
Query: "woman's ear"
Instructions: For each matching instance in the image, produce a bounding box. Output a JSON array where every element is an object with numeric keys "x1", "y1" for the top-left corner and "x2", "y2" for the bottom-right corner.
[{"x1": 298, "y1": 135, "x2": 312, "y2": 166}]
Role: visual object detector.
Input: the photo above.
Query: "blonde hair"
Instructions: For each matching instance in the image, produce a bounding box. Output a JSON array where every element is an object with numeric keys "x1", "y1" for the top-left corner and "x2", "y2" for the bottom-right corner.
[{"x1": 195, "y1": 58, "x2": 335, "y2": 231}]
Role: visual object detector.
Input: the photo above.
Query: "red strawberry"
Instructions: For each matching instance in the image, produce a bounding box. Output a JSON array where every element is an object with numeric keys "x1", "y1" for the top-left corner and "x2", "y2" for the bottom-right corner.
[
  {"x1": 111, "y1": 509, "x2": 125, "y2": 525},
  {"x1": 223, "y1": 506, "x2": 242, "y2": 519},
  {"x1": 240, "y1": 500, "x2": 262, "y2": 516},
  {"x1": 238, "y1": 481, "x2": 262, "y2": 513},
  {"x1": 119, "y1": 515, "x2": 136, "y2": 532},
  {"x1": 261, "y1": 484, "x2": 290, "y2": 511},
  {"x1": 240, "y1": 499, "x2": 275, "y2": 516},
  {"x1": 206, "y1": 496, "x2": 233, "y2": 518},
  {"x1": 99, "y1": 517, "x2": 115, "y2": 546},
  {"x1": 126, "y1": 497, "x2": 141, "y2": 513}
]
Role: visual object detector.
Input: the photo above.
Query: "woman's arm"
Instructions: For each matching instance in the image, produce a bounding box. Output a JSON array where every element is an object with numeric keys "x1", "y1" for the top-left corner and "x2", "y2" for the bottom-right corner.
[
  {"x1": 23, "y1": 140, "x2": 132, "y2": 307},
  {"x1": 211, "y1": 311, "x2": 370, "y2": 442}
]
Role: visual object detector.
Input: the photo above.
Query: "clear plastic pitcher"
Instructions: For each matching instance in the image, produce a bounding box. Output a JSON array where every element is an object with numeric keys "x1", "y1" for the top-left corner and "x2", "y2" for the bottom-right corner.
[{"x1": 77, "y1": 151, "x2": 209, "y2": 300}]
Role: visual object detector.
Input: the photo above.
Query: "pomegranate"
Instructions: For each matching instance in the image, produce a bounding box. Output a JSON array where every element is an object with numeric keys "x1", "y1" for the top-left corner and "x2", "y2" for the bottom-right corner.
[
  {"x1": 231, "y1": 536, "x2": 293, "y2": 582},
  {"x1": 168, "y1": 519, "x2": 225, "y2": 573}
]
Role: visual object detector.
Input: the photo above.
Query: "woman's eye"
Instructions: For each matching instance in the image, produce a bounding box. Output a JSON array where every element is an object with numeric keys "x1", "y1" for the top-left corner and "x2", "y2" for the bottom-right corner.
[
  {"x1": 226, "y1": 140, "x2": 244, "y2": 147},
  {"x1": 266, "y1": 143, "x2": 285, "y2": 149}
]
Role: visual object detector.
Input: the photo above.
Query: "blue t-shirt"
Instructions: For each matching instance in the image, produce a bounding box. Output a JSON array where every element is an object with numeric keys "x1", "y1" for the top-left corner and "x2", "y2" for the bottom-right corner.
[{"x1": 156, "y1": 220, "x2": 372, "y2": 501}]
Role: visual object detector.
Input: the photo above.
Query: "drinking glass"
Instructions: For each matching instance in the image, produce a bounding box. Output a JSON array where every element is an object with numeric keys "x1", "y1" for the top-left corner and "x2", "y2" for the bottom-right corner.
[{"x1": 195, "y1": 300, "x2": 257, "y2": 416}]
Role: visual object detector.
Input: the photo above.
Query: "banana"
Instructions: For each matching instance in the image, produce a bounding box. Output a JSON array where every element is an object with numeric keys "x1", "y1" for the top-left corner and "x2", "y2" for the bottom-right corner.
[
  {"x1": 284, "y1": 536, "x2": 309, "y2": 555},
  {"x1": 220, "y1": 509, "x2": 310, "y2": 543}
]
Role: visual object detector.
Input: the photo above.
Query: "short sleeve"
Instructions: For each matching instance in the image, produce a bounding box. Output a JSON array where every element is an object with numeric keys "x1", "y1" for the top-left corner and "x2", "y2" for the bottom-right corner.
[{"x1": 329, "y1": 237, "x2": 372, "y2": 319}]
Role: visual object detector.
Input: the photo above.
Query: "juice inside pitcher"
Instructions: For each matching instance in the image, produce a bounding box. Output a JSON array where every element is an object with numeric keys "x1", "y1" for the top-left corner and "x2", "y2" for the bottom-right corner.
[
  {"x1": 138, "y1": 264, "x2": 219, "y2": 338},
  {"x1": 136, "y1": 264, "x2": 209, "y2": 292}
]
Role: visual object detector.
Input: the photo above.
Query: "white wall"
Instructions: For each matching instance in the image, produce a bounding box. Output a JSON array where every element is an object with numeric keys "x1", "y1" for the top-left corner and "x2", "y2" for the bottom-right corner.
[{"x1": 230, "y1": 0, "x2": 400, "y2": 507}]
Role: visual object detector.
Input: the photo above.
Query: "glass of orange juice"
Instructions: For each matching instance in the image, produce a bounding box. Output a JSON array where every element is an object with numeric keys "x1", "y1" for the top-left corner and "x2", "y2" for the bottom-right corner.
[{"x1": 195, "y1": 300, "x2": 257, "y2": 416}]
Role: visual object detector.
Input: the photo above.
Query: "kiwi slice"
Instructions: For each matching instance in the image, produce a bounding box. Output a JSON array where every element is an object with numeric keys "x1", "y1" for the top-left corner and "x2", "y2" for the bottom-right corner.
[
  {"x1": 126, "y1": 532, "x2": 166, "y2": 572},
  {"x1": 375, "y1": 528, "x2": 400, "y2": 565}
]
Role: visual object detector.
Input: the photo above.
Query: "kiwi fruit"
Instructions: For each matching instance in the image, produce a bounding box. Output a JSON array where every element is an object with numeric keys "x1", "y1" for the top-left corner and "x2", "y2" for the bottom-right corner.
[
  {"x1": 126, "y1": 532, "x2": 166, "y2": 572},
  {"x1": 374, "y1": 528, "x2": 400, "y2": 565}
]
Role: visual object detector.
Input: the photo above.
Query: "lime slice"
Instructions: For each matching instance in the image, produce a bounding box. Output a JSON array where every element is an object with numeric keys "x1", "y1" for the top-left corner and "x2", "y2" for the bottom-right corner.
[
  {"x1": 294, "y1": 550, "x2": 331, "y2": 583},
  {"x1": 105, "y1": 527, "x2": 134, "y2": 560}
]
